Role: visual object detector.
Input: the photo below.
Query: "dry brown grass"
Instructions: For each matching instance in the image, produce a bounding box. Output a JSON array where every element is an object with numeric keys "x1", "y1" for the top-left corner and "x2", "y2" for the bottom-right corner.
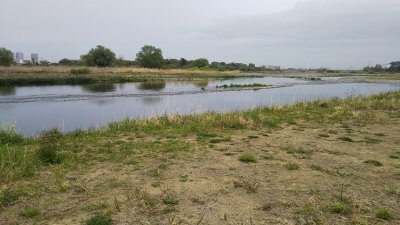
[{"x1": 0, "y1": 66, "x2": 239, "y2": 76}]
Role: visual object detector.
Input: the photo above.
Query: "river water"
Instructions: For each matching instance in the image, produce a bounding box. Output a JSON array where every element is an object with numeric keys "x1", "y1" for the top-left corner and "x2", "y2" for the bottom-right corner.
[{"x1": 0, "y1": 77, "x2": 399, "y2": 135}]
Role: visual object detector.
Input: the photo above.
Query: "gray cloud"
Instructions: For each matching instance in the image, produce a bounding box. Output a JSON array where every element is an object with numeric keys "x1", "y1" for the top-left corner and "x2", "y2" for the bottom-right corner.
[{"x1": 1, "y1": 0, "x2": 399, "y2": 69}]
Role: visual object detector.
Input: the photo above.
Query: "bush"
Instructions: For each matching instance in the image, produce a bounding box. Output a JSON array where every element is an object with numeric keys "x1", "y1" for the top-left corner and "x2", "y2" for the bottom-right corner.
[
  {"x1": 238, "y1": 153, "x2": 257, "y2": 163},
  {"x1": 364, "y1": 159, "x2": 383, "y2": 166},
  {"x1": 0, "y1": 48, "x2": 14, "y2": 67},
  {"x1": 84, "y1": 214, "x2": 112, "y2": 225},
  {"x1": 70, "y1": 67, "x2": 91, "y2": 75}
]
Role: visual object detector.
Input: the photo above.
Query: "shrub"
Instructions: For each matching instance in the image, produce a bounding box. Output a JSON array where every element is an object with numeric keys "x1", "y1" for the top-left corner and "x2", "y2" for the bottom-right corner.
[
  {"x1": 84, "y1": 214, "x2": 112, "y2": 225},
  {"x1": 238, "y1": 154, "x2": 257, "y2": 163},
  {"x1": 331, "y1": 202, "x2": 348, "y2": 213},
  {"x1": 70, "y1": 67, "x2": 91, "y2": 75},
  {"x1": 376, "y1": 208, "x2": 392, "y2": 220}
]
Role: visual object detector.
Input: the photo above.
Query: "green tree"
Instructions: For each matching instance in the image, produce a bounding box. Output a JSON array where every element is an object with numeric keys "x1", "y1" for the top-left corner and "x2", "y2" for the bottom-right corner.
[
  {"x1": 136, "y1": 45, "x2": 164, "y2": 68},
  {"x1": 81, "y1": 45, "x2": 116, "y2": 67},
  {"x1": 192, "y1": 58, "x2": 209, "y2": 68},
  {"x1": 0, "y1": 48, "x2": 14, "y2": 67},
  {"x1": 389, "y1": 61, "x2": 400, "y2": 72}
]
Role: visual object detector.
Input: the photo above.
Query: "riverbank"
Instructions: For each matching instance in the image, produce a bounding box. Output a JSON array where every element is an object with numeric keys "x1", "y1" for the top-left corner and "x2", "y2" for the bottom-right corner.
[
  {"x1": 1, "y1": 91, "x2": 399, "y2": 224},
  {"x1": 0, "y1": 66, "x2": 251, "y2": 85}
]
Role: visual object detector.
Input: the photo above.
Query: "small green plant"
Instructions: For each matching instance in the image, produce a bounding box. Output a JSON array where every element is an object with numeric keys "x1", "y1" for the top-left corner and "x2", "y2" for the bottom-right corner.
[
  {"x1": 179, "y1": 174, "x2": 189, "y2": 182},
  {"x1": 339, "y1": 136, "x2": 354, "y2": 142},
  {"x1": 286, "y1": 163, "x2": 300, "y2": 171},
  {"x1": 84, "y1": 214, "x2": 112, "y2": 225},
  {"x1": 19, "y1": 207, "x2": 41, "y2": 219},
  {"x1": 331, "y1": 202, "x2": 348, "y2": 213},
  {"x1": 70, "y1": 67, "x2": 91, "y2": 75},
  {"x1": 376, "y1": 208, "x2": 392, "y2": 220},
  {"x1": 364, "y1": 159, "x2": 383, "y2": 166},
  {"x1": 238, "y1": 153, "x2": 257, "y2": 163},
  {"x1": 0, "y1": 188, "x2": 20, "y2": 207},
  {"x1": 163, "y1": 195, "x2": 179, "y2": 205}
]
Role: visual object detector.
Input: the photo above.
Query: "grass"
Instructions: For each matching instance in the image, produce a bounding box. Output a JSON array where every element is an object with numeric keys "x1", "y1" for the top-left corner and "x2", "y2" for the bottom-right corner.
[
  {"x1": 0, "y1": 66, "x2": 243, "y2": 85},
  {"x1": 376, "y1": 208, "x2": 392, "y2": 220},
  {"x1": 19, "y1": 207, "x2": 41, "y2": 219},
  {"x1": 1, "y1": 91, "x2": 400, "y2": 224},
  {"x1": 84, "y1": 214, "x2": 112, "y2": 225},
  {"x1": 338, "y1": 136, "x2": 354, "y2": 142},
  {"x1": 286, "y1": 163, "x2": 300, "y2": 171},
  {"x1": 331, "y1": 202, "x2": 349, "y2": 214},
  {"x1": 238, "y1": 153, "x2": 257, "y2": 163},
  {"x1": 364, "y1": 159, "x2": 383, "y2": 166},
  {"x1": 163, "y1": 195, "x2": 179, "y2": 205},
  {"x1": 0, "y1": 188, "x2": 21, "y2": 207}
]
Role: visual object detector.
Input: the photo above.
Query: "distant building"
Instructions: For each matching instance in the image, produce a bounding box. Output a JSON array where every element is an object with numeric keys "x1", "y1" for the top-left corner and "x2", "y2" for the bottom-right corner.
[
  {"x1": 15, "y1": 52, "x2": 24, "y2": 64},
  {"x1": 267, "y1": 65, "x2": 281, "y2": 71},
  {"x1": 31, "y1": 53, "x2": 39, "y2": 64}
]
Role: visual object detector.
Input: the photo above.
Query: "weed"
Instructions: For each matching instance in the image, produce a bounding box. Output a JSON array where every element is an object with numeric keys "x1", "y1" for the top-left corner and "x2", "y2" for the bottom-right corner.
[
  {"x1": 247, "y1": 135, "x2": 259, "y2": 139},
  {"x1": 331, "y1": 202, "x2": 348, "y2": 214},
  {"x1": 318, "y1": 133, "x2": 330, "y2": 138},
  {"x1": 364, "y1": 159, "x2": 383, "y2": 166},
  {"x1": 374, "y1": 133, "x2": 385, "y2": 137},
  {"x1": 163, "y1": 195, "x2": 179, "y2": 205},
  {"x1": 286, "y1": 163, "x2": 300, "y2": 171},
  {"x1": 389, "y1": 154, "x2": 399, "y2": 159},
  {"x1": 179, "y1": 174, "x2": 189, "y2": 182},
  {"x1": 339, "y1": 136, "x2": 354, "y2": 142},
  {"x1": 238, "y1": 153, "x2": 257, "y2": 163},
  {"x1": 286, "y1": 147, "x2": 312, "y2": 159},
  {"x1": 0, "y1": 188, "x2": 20, "y2": 207},
  {"x1": 233, "y1": 180, "x2": 259, "y2": 193},
  {"x1": 83, "y1": 214, "x2": 112, "y2": 225},
  {"x1": 81, "y1": 202, "x2": 109, "y2": 212},
  {"x1": 19, "y1": 207, "x2": 41, "y2": 219},
  {"x1": 376, "y1": 208, "x2": 392, "y2": 220},
  {"x1": 36, "y1": 129, "x2": 64, "y2": 164}
]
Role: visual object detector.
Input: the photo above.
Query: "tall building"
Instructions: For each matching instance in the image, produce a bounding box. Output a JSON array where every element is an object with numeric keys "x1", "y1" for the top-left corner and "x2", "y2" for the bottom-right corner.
[
  {"x1": 31, "y1": 53, "x2": 39, "y2": 64},
  {"x1": 15, "y1": 52, "x2": 24, "y2": 64}
]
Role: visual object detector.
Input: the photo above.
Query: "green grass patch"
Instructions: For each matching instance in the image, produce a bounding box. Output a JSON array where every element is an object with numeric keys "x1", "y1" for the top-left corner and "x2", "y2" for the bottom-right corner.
[
  {"x1": 163, "y1": 195, "x2": 179, "y2": 205},
  {"x1": 19, "y1": 207, "x2": 41, "y2": 219},
  {"x1": 216, "y1": 83, "x2": 272, "y2": 89},
  {"x1": 84, "y1": 214, "x2": 112, "y2": 225},
  {"x1": 331, "y1": 202, "x2": 349, "y2": 214},
  {"x1": 375, "y1": 208, "x2": 392, "y2": 220},
  {"x1": 286, "y1": 163, "x2": 300, "y2": 171},
  {"x1": 238, "y1": 154, "x2": 257, "y2": 163}
]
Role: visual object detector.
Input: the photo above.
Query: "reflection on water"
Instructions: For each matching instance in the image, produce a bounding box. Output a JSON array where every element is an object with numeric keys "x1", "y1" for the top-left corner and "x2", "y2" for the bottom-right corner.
[
  {"x1": 0, "y1": 86, "x2": 16, "y2": 95},
  {"x1": 1, "y1": 77, "x2": 399, "y2": 136},
  {"x1": 82, "y1": 83, "x2": 116, "y2": 93},
  {"x1": 137, "y1": 82, "x2": 166, "y2": 91},
  {"x1": 192, "y1": 80, "x2": 209, "y2": 88},
  {"x1": 141, "y1": 96, "x2": 162, "y2": 105}
]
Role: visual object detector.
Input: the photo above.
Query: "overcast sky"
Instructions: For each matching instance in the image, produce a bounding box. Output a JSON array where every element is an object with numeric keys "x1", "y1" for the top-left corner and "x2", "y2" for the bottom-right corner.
[{"x1": 1, "y1": 0, "x2": 399, "y2": 69}]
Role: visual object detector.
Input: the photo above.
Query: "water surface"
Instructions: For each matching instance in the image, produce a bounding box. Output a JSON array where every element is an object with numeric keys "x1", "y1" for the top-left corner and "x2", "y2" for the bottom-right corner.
[{"x1": 0, "y1": 77, "x2": 399, "y2": 136}]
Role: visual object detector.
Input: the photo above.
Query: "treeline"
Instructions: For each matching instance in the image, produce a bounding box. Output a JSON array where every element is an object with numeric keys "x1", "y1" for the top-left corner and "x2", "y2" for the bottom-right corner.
[
  {"x1": 363, "y1": 62, "x2": 400, "y2": 73},
  {"x1": 0, "y1": 45, "x2": 271, "y2": 72}
]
